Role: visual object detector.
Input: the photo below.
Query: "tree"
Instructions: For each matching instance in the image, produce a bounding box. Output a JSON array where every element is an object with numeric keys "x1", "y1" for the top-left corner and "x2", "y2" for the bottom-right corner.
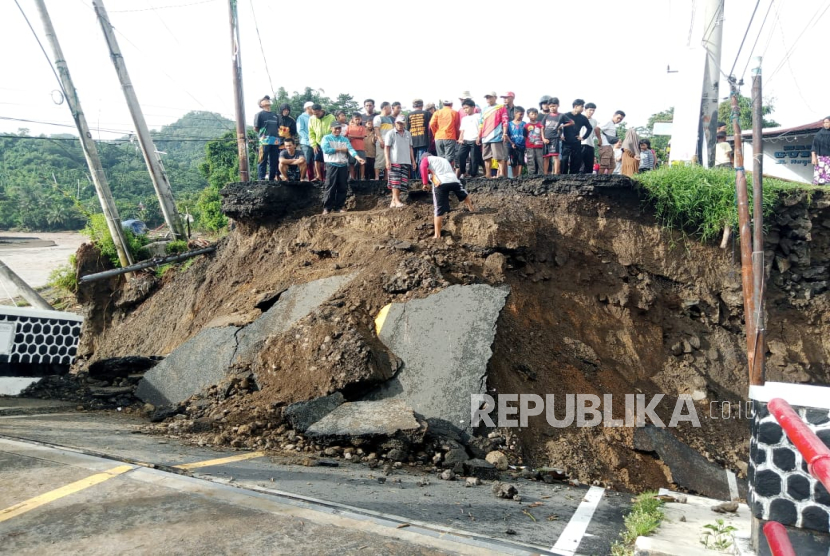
[
  {"x1": 643, "y1": 107, "x2": 674, "y2": 162},
  {"x1": 718, "y1": 94, "x2": 778, "y2": 131}
]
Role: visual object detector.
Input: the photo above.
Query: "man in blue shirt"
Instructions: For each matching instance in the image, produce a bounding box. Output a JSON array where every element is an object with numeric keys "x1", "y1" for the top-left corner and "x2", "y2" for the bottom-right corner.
[
  {"x1": 296, "y1": 101, "x2": 314, "y2": 181},
  {"x1": 321, "y1": 122, "x2": 365, "y2": 215}
]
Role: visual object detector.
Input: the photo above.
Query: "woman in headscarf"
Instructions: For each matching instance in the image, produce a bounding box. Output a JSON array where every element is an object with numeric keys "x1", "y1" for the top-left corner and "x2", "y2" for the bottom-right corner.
[
  {"x1": 620, "y1": 128, "x2": 641, "y2": 176},
  {"x1": 811, "y1": 116, "x2": 830, "y2": 185}
]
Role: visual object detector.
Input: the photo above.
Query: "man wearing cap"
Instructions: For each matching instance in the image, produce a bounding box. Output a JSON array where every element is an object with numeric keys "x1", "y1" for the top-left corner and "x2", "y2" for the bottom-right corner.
[
  {"x1": 479, "y1": 92, "x2": 509, "y2": 178},
  {"x1": 309, "y1": 104, "x2": 335, "y2": 181},
  {"x1": 253, "y1": 95, "x2": 281, "y2": 181},
  {"x1": 429, "y1": 99, "x2": 460, "y2": 165},
  {"x1": 297, "y1": 101, "x2": 315, "y2": 181},
  {"x1": 321, "y1": 121, "x2": 365, "y2": 214},
  {"x1": 501, "y1": 92, "x2": 517, "y2": 122},
  {"x1": 419, "y1": 155, "x2": 475, "y2": 239},
  {"x1": 407, "y1": 99, "x2": 431, "y2": 173},
  {"x1": 373, "y1": 102, "x2": 395, "y2": 179},
  {"x1": 384, "y1": 115, "x2": 416, "y2": 208}
]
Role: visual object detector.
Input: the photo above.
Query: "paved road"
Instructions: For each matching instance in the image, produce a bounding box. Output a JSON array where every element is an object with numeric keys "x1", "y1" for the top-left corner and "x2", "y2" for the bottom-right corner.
[{"x1": 0, "y1": 402, "x2": 630, "y2": 555}]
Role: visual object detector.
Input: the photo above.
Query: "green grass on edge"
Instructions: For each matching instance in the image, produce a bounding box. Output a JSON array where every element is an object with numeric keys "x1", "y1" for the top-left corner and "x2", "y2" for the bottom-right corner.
[
  {"x1": 610, "y1": 490, "x2": 665, "y2": 556},
  {"x1": 634, "y1": 166, "x2": 819, "y2": 243}
]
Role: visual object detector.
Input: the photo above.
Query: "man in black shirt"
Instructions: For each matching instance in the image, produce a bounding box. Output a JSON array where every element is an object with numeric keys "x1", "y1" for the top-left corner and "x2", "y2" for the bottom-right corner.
[
  {"x1": 407, "y1": 99, "x2": 431, "y2": 177},
  {"x1": 560, "y1": 99, "x2": 593, "y2": 175},
  {"x1": 253, "y1": 96, "x2": 281, "y2": 181}
]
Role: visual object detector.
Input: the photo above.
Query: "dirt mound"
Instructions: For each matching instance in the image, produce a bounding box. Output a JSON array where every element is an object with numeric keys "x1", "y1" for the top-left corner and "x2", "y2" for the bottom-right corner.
[{"x1": 72, "y1": 176, "x2": 830, "y2": 493}]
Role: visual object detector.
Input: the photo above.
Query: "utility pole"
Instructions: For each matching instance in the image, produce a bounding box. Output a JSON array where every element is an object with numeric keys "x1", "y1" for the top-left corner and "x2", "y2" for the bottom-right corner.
[
  {"x1": 228, "y1": 0, "x2": 249, "y2": 182},
  {"x1": 93, "y1": 0, "x2": 186, "y2": 240},
  {"x1": 729, "y1": 78, "x2": 759, "y2": 388},
  {"x1": 33, "y1": 0, "x2": 133, "y2": 269},
  {"x1": 750, "y1": 56, "x2": 765, "y2": 386},
  {"x1": 0, "y1": 259, "x2": 53, "y2": 311},
  {"x1": 700, "y1": 0, "x2": 724, "y2": 167}
]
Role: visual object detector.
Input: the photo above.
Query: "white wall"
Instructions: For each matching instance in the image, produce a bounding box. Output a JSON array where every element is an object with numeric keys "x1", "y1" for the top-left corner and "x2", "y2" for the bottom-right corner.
[{"x1": 743, "y1": 133, "x2": 814, "y2": 184}]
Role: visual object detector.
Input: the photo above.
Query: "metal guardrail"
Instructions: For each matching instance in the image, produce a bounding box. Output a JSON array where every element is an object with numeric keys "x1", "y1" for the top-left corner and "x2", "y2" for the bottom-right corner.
[{"x1": 761, "y1": 397, "x2": 830, "y2": 555}]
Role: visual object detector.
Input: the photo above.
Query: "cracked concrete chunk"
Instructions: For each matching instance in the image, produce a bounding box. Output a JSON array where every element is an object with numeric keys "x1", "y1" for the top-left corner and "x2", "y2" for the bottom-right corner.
[
  {"x1": 284, "y1": 392, "x2": 345, "y2": 432},
  {"x1": 369, "y1": 284, "x2": 509, "y2": 437},
  {"x1": 136, "y1": 327, "x2": 240, "y2": 407},
  {"x1": 234, "y1": 273, "x2": 356, "y2": 367},
  {"x1": 305, "y1": 399, "x2": 421, "y2": 440},
  {"x1": 633, "y1": 425, "x2": 747, "y2": 500}
]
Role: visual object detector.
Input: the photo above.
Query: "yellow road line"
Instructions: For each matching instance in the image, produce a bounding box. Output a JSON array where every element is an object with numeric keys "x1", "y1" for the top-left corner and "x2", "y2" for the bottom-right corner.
[
  {"x1": 173, "y1": 451, "x2": 266, "y2": 471},
  {"x1": 0, "y1": 464, "x2": 133, "y2": 523},
  {"x1": 374, "y1": 303, "x2": 391, "y2": 335}
]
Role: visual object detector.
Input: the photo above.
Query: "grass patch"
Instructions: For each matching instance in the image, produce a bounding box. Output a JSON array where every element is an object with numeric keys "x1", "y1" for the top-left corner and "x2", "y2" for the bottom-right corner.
[
  {"x1": 165, "y1": 239, "x2": 189, "y2": 255},
  {"x1": 155, "y1": 263, "x2": 175, "y2": 278},
  {"x1": 610, "y1": 490, "x2": 665, "y2": 556},
  {"x1": 634, "y1": 166, "x2": 818, "y2": 243},
  {"x1": 47, "y1": 254, "x2": 78, "y2": 293}
]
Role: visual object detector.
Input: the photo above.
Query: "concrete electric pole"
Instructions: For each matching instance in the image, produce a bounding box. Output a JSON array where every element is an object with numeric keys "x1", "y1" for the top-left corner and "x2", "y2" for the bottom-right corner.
[
  {"x1": 750, "y1": 56, "x2": 765, "y2": 385},
  {"x1": 0, "y1": 259, "x2": 53, "y2": 311},
  {"x1": 700, "y1": 0, "x2": 724, "y2": 168},
  {"x1": 92, "y1": 0, "x2": 186, "y2": 240},
  {"x1": 228, "y1": 0, "x2": 250, "y2": 182},
  {"x1": 33, "y1": 0, "x2": 133, "y2": 269}
]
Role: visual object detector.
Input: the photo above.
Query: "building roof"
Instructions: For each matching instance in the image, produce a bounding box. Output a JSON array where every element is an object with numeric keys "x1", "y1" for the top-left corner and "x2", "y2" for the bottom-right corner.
[{"x1": 740, "y1": 120, "x2": 824, "y2": 140}]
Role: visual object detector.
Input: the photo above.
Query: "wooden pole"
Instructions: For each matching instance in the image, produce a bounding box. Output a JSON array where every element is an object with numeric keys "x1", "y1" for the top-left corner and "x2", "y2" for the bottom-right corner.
[
  {"x1": 0, "y1": 259, "x2": 53, "y2": 311},
  {"x1": 750, "y1": 57, "x2": 766, "y2": 386},
  {"x1": 730, "y1": 77, "x2": 758, "y2": 387},
  {"x1": 33, "y1": 0, "x2": 133, "y2": 269},
  {"x1": 92, "y1": 0, "x2": 186, "y2": 240},
  {"x1": 228, "y1": 0, "x2": 249, "y2": 182}
]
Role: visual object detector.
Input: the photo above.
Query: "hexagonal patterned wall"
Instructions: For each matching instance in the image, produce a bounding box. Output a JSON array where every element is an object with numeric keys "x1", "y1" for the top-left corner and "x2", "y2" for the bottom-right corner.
[{"x1": 0, "y1": 307, "x2": 83, "y2": 366}]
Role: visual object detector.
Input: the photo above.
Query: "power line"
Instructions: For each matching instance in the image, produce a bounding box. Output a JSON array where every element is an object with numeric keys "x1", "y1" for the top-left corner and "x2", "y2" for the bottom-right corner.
[
  {"x1": 108, "y1": 0, "x2": 218, "y2": 13},
  {"x1": 12, "y1": 0, "x2": 70, "y2": 102},
  {"x1": 0, "y1": 134, "x2": 224, "y2": 143},
  {"x1": 767, "y1": 1, "x2": 830, "y2": 84},
  {"x1": 739, "y1": 0, "x2": 774, "y2": 80},
  {"x1": 729, "y1": 0, "x2": 761, "y2": 77},
  {"x1": 249, "y1": 0, "x2": 274, "y2": 93}
]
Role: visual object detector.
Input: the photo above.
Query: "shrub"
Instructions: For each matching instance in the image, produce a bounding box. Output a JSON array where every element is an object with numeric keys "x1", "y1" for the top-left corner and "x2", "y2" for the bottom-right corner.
[
  {"x1": 165, "y1": 240, "x2": 189, "y2": 255},
  {"x1": 82, "y1": 213, "x2": 149, "y2": 268},
  {"x1": 47, "y1": 254, "x2": 78, "y2": 293},
  {"x1": 635, "y1": 166, "x2": 815, "y2": 243}
]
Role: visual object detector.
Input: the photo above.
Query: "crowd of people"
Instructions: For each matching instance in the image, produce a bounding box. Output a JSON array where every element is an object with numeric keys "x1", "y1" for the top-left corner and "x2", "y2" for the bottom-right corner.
[{"x1": 252, "y1": 92, "x2": 663, "y2": 236}]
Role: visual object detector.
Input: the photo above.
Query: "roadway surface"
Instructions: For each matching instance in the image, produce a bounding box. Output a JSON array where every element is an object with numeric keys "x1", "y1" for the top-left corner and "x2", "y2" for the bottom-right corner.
[{"x1": 0, "y1": 399, "x2": 630, "y2": 555}]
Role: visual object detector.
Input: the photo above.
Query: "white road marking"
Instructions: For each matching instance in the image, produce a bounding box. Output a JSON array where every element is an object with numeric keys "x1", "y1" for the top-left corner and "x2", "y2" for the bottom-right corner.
[{"x1": 550, "y1": 485, "x2": 605, "y2": 555}]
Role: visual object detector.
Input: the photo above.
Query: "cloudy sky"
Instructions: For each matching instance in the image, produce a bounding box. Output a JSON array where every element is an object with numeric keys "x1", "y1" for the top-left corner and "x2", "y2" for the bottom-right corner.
[{"x1": 1, "y1": 0, "x2": 826, "y2": 141}]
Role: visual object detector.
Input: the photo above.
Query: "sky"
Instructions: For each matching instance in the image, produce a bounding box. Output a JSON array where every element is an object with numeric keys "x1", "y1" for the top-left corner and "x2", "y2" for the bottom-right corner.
[{"x1": 0, "y1": 0, "x2": 827, "y2": 142}]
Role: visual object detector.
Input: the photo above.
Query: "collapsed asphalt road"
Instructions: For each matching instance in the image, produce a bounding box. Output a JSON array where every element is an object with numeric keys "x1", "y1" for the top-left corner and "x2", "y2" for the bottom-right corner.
[{"x1": 0, "y1": 400, "x2": 629, "y2": 555}]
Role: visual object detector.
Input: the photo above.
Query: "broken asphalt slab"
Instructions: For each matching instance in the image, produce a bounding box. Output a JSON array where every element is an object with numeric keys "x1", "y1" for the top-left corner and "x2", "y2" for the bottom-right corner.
[
  {"x1": 135, "y1": 274, "x2": 356, "y2": 408},
  {"x1": 634, "y1": 424, "x2": 747, "y2": 500},
  {"x1": 284, "y1": 392, "x2": 345, "y2": 432},
  {"x1": 234, "y1": 273, "x2": 357, "y2": 368},
  {"x1": 135, "y1": 326, "x2": 240, "y2": 408},
  {"x1": 305, "y1": 399, "x2": 423, "y2": 441},
  {"x1": 368, "y1": 284, "x2": 510, "y2": 438}
]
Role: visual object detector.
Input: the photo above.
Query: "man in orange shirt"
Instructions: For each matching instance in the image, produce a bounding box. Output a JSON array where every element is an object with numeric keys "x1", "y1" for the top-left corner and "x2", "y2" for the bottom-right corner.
[{"x1": 428, "y1": 99, "x2": 460, "y2": 166}]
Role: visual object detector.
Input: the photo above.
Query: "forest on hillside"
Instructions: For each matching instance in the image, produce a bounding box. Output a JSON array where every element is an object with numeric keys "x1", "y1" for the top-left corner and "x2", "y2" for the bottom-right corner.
[{"x1": 0, "y1": 87, "x2": 360, "y2": 233}]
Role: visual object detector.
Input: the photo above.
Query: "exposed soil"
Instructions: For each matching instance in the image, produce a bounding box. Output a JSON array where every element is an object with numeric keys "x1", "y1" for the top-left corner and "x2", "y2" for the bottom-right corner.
[{"x1": 69, "y1": 175, "x2": 830, "y2": 493}]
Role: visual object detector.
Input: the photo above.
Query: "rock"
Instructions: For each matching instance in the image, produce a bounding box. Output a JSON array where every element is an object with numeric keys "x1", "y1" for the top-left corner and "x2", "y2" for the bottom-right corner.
[
  {"x1": 417, "y1": 477, "x2": 431, "y2": 487},
  {"x1": 682, "y1": 340, "x2": 692, "y2": 354},
  {"x1": 464, "y1": 458, "x2": 500, "y2": 481},
  {"x1": 377, "y1": 477, "x2": 386, "y2": 484},
  {"x1": 440, "y1": 469, "x2": 456, "y2": 481},
  {"x1": 443, "y1": 448, "x2": 469, "y2": 466},
  {"x1": 688, "y1": 336, "x2": 701, "y2": 350},
  {"x1": 712, "y1": 501, "x2": 739, "y2": 514},
  {"x1": 283, "y1": 392, "x2": 345, "y2": 432},
  {"x1": 368, "y1": 284, "x2": 510, "y2": 436},
  {"x1": 492, "y1": 482, "x2": 518, "y2": 499},
  {"x1": 305, "y1": 399, "x2": 423, "y2": 442},
  {"x1": 465, "y1": 477, "x2": 482, "y2": 487},
  {"x1": 387, "y1": 448, "x2": 407, "y2": 462},
  {"x1": 88, "y1": 356, "x2": 160, "y2": 381},
  {"x1": 513, "y1": 495, "x2": 522, "y2": 502},
  {"x1": 670, "y1": 342, "x2": 683, "y2": 356},
  {"x1": 486, "y1": 451, "x2": 509, "y2": 471}
]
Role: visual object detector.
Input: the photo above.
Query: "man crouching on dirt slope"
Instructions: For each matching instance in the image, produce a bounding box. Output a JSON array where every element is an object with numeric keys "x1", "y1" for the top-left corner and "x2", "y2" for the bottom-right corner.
[{"x1": 419, "y1": 155, "x2": 475, "y2": 239}]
